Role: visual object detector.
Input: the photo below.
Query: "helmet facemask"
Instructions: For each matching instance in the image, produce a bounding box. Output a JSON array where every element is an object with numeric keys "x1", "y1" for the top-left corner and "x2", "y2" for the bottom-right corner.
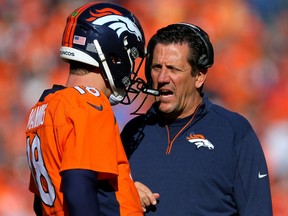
[{"x1": 92, "y1": 27, "x2": 146, "y2": 105}]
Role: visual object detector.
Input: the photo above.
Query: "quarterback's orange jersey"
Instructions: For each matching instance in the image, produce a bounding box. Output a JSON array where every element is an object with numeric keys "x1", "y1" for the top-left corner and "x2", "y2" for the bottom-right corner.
[{"x1": 25, "y1": 85, "x2": 142, "y2": 216}]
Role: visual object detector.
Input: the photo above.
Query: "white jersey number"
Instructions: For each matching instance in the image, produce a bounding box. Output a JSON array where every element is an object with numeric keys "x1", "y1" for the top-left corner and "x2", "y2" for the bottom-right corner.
[
  {"x1": 74, "y1": 86, "x2": 100, "y2": 97},
  {"x1": 26, "y1": 135, "x2": 56, "y2": 206}
]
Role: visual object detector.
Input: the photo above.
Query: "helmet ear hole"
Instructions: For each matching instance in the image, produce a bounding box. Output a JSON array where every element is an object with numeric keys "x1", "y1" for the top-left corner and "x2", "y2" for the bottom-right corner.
[{"x1": 110, "y1": 54, "x2": 122, "y2": 64}]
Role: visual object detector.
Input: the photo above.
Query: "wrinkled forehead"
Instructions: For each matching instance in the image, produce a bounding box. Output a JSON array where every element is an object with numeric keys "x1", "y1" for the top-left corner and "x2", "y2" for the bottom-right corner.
[{"x1": 153, "y1": 42, "x2": 190, "y2": 59}]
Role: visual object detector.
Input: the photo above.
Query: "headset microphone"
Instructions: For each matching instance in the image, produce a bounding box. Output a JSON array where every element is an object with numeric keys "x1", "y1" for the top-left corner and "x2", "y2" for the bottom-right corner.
[
  {"x1": 130, "y1": 81, "x2": 159, "y2": 116},
  {"x1": 130, "y1": 74, "x2": 160, "y2": 96},
  {"x1": 141, "y1": 86, "x2": 160, "y2": 96}
]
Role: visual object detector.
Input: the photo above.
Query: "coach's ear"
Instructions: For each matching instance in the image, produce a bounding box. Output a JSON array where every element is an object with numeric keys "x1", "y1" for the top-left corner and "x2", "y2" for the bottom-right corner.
[{"x1": 195, "y1": 71, "x2": 207, "y2": 89}]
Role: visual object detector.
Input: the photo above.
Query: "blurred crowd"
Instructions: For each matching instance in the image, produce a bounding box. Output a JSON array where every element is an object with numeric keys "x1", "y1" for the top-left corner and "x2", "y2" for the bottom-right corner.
[{"x1": 0, "y1": 0, "x2": 287, "y2": 215}]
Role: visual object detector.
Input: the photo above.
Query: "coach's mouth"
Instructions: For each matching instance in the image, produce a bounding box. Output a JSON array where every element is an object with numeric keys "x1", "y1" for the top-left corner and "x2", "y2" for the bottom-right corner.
[
  {"x1": 160, "y1": 90, "x2": 173, "y2": 95},
  {"x1": 158, "y1": 88, "x2": 174, "y2": 101}
]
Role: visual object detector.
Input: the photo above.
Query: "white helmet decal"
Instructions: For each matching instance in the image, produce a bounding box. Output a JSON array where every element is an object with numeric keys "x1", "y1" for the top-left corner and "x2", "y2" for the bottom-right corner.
[{"x1": 92, "y1": 15, "x2": 143, "y2": 42}]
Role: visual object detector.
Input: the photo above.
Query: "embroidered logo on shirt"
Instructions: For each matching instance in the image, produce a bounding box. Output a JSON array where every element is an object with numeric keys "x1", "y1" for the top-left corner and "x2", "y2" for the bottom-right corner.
[
  {"x1": 87, "y1": 102, "x2": 103, "y2": 111},
  {"x1": 187, "y1": 134, "x2": 214, "y2": 150},
  {"x1": 258, "y1": 172, "x2": 268, "y2": 179}
]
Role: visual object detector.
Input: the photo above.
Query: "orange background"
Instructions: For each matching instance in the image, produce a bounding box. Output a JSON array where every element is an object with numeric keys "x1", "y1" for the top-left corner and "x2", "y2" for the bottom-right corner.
[{"x1": 0, "y1": 0, "x2": 287, "y2": 215}]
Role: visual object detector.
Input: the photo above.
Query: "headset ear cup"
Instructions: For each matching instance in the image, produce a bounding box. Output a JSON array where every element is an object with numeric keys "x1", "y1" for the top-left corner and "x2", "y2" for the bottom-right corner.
[
  {"x1": 197, "y1": 32, "x2": 214, "y2": 69},
  {"x1": 145, "y1": 54, "x2": 152, "y2": 87},
  {"x1": 197, "y1": 28, "x2": 214, "y2": 69},
  {"x1": 198, "y1": 54, "x2": 208, "y2": 68},
  {"x1": 145, "y1": 36, "x2": 157, "y2": 87},
  {"x1": 177, "y1": 23, "x2": 214, "y2": 69}
]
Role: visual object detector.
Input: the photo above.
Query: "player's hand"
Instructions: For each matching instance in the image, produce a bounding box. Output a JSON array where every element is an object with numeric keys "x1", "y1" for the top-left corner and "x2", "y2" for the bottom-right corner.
[{"x1": 134, "y1": 181, "x2": 160, "y2": 212}]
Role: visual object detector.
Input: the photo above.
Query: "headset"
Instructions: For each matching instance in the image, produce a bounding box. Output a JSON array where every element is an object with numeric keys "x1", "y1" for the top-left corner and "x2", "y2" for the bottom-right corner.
[
  {"x1": 179, "y1": 22, "x2": 214, "y2": 69},
  {"x1": 144, "y1": 22, "x2": 214, "y2": 92}
]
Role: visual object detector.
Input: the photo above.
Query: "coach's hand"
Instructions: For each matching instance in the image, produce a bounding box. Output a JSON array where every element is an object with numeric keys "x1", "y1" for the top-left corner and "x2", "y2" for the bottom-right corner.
[{"x1": 134, "y1": 181, "x2": 160, "y2": 212}]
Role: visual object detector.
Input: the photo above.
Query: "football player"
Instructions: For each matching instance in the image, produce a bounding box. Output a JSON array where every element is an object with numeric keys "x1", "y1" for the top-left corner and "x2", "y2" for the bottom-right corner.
[{"x1": 25, "y1": 2, "x2": 146, "y2": 215}]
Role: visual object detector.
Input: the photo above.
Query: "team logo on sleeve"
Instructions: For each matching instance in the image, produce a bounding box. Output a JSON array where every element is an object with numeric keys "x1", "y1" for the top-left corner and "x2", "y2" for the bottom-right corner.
[{"x1": 187, "y1": 134, "x2": 214, "y2": 150}]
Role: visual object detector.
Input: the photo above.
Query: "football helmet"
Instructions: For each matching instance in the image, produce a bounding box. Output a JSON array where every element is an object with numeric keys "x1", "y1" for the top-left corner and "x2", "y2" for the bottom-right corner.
[{"x1": 60, "y1": 2, "x2": 146, "y2": 104}]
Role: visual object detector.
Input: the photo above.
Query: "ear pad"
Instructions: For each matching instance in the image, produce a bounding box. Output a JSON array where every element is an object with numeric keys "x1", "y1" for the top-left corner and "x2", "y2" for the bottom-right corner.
[
  {"x1": 144, "y1": 35, "x2": 157, "y2": 87},
  {"x1": 179, "y1": 23, "x2": 214, "y2": 69}
]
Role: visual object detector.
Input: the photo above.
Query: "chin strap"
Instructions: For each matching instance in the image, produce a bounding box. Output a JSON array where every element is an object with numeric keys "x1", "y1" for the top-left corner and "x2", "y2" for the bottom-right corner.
[
  {"x1": 94, "y1": 39, "x2": 125, "y2": 105},
  {"x1": 108, "y1": 92, "x2": 125, "y2": 106}
]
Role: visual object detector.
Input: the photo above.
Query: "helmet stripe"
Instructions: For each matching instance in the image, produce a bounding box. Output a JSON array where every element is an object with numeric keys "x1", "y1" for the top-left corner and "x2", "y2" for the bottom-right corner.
[
  {"x1": 62, "y1": 2, "x2": 96, "y2": 47},
  {"x1": 86, "y1": 8, "x2": 122, "y2": 22}
]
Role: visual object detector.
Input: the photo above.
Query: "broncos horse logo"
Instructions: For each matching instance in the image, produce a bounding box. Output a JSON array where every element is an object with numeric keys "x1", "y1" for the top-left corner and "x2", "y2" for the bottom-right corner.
[
  {"x1": 86, "y1": 8, "x2": 143, "y2": 42},
  {"x1": 187, "y1": 134, "x2": 214, "y2": 150}
]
